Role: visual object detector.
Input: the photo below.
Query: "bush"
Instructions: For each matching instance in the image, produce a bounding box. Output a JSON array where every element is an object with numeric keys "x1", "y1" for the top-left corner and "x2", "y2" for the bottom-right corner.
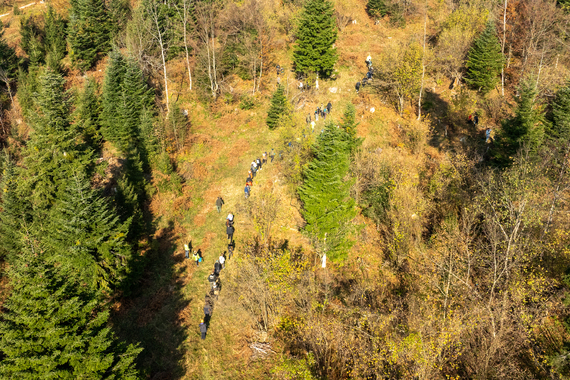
[{"x1": 239, "y1": 95, "x2": 256, "y2": 110}]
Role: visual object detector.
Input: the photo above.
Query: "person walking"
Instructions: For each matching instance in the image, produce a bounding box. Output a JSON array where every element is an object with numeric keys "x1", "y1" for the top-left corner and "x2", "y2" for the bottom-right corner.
[
  {"x1": 226, "y1": 213, "x2": 234, "y2": 226},
  {"x1": 228, "y1": 244, "x2": 234, "y2": 260},
  {"x1": 256, "y1": 158, "x2": 262, "y2": 171},
  {"x1": 262, "y1": 152, "x2": 267, "y2": 165},
  {"x1": 215, "y1": 196, "x2": 224, "y2": 213},
  {"x1": 270, "y1": 148, "x2": 275, "y2": 162},
  {"x1": 323, "y1": 107, "x2": 328, "y2": 120},
  {"x1": 315, "y1": 109, "x2": 318, "y2": 121},
  {"x1": 208, "y1": 272, "x2": 218, "y2": 288},
  {"x1": 227, "y1": 224, "x2": 235, "y2": 243},
  {"x1": 184, "y1": 243, "x2": 190, "y2": 259},
  {"x1": 356, "y1": 81, "x2": 361, "y2": 94},
  {"x1": 219, "y1": 253, "x2": 226, "y2": 269},
  {"x1": 244, "y1": 184, "x2": 250, "y2": 199},
  {"x1": 204, "y1": 303, "x2": 212, "y2": 320},
  {"x1": 366, "y1": 53, "x2": 372, "y2": 68},
  {"x1": 214, "y1": 260, "x2": 221, "y2": 276},
  {"x1": 192, "y1": 251, "x2": 200, "y2": 266},
  {"x1": 200, "y1": 319, "x2": 207, "y2": 340},
  {"x1": 474, "y1": 114, "x2": 479, "y2": 125},
  {"x1": 327, "y1": 102, "x2": 332, "y2": 114}
]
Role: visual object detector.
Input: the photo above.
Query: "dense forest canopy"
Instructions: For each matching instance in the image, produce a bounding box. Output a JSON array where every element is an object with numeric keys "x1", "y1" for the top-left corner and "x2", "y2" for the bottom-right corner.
[{"x1": 1, "y1": 0, "x2": 570, "y2": 378}]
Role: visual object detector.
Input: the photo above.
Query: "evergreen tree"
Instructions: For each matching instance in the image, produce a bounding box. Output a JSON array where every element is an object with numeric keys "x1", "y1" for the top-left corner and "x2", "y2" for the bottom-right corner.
[
  {"x1": 101, "y1": 49, "x2": 127, "y2": 143},
  {"x1": 549, "y1": 82, "x2": 570, "y2": 142},
  {"x1": 107, "y1": 0, "x2": 131, "y2": 39},
  {"x1": 266, "y1": 85, "x2": 288, "y2": 129},
  {"x1": 366, "y1": 0, "x2": 387, "y2": 18},
  {"x1": 47, "y1": 171, "x2": 133, "y2": 291},
  {"x1": 0, "y1": 21, "x2": 17, "y2": 77},
  {"x1": 298, "y1": 116, "x2": 357, "y2": 260},
  {"x1": 75, "y1": 77, "x2": 102, "y2": 149},
  {"x1": 44, "y1": 5, "x2": 67, "y2": 69},
  {"x1": 24, "y1": 69, "x2": 93, "y2": 212},
  {"x1": 68, "y1": 0, "x2": 111, "y2": 71},
  {"x1": 497, "y1": 79, "x2": 545, "y2": 162},
  {"x1": 0, "y1": 154, "x2": 31, "y2": 261},
  {"x1": 465, "y1": 22, "x2": 504, "y2": 94},
  {"x1": 0, "y1": 237, "x2": 141, "y2": 379},
  {"x1": 293, "y1": 0, "x2": 338, "y2": 78},
  {"x1": 19, "y1": 16, "x2": 45, "y2": 66}
]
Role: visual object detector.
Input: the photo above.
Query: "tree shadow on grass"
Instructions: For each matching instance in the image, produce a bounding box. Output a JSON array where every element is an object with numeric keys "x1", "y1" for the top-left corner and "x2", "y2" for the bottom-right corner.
[{"x1": 112, "y1": 220, "x2": 190, "y2": 379}]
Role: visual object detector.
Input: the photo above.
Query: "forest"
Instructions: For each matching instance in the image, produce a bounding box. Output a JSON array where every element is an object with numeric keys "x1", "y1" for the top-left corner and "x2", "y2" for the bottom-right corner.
[{"x1": 1, "y1": 0, "x2": 570, "y2": 378}]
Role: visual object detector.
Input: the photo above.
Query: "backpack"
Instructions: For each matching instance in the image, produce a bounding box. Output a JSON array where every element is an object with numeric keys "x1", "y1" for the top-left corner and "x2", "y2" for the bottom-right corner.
[{"x1": 208, "y1": 274, "x2": 216, "y2": 282}]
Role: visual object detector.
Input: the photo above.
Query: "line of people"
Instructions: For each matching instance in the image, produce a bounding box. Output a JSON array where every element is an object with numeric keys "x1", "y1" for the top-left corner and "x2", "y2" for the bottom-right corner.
[
  {"x1": 200, "y1": 213, "x2": 236, "y2": 340},
  {"x1": 356, "y1": 54, "x2": 375, "y2": 94},
  {"x1": 246, "y1": 150, "x2": 275, "y2": 199}
]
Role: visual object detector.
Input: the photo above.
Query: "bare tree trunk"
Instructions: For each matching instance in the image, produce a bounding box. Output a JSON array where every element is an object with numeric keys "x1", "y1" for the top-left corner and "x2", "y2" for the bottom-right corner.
[
  {"x1": 501, "y1": 0, "x2": 507, "y2": 96},
  {"x1": 148, "y1": 2, "x2": 170, "y2": 113},
  {"x1": 417, "y1": 10, "x2": 427, "y2": 121}
]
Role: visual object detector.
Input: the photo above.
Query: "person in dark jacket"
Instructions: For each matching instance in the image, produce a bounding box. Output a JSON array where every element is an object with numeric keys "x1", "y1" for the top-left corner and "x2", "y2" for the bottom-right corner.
[
  {"x1": 200, "y1": 320, "x2": 207, "y2": 340},
  {"x1": 227, "y1": 224, "x2": 235, "y2": 243},
  {"x1": 244, "y1": 185, "x2": 250, "y2": 199},
  {"x1": 356, "y1": 81, "x2": 361, "y2": 93},
  {"x1": 204, "y1": 303, "x2": 212, "y2": 319},
  {"x1": 214, "y1": 260, "x2": 222, "y2": 275},
  {"x1": 215, "y1": 196, "x2": 224, "y2": 213},
  {"x1": 327, "y1": 102, "x2": 332, "y2": 114},
  {"x1": 228, "y1": 244, "x2": 234, "y2": 260}
]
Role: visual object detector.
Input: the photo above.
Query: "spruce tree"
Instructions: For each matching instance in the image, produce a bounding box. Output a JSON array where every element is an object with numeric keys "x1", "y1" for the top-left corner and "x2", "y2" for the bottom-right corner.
[
  {"x1": 19, "y1": 16, "x2": 45, "y2": 66},
  {"x1": 47, "y1": 172, "x2": 133, "y2": 291},
  {"x1": 0, "y1": 237, "x2": 141, "y2": 379},
  {"x1": 366, "y1": 0, "x2": 387, "y2": 18},
  {"x1": 266, "y1": 85, "x2": 288, "y2": 129},
  {"x1": 0, "y1": 21, "x2": 17, "y2": 77},
  {"x1": 68, "y1": 0, "x2": 111, "y2": 71},
  {"x1": 498, "y1": 79, "x2": 545, "y2": 161},
  {"x1": 24, "y1": 69, "x2": 93, "y2": 211},
  {"x1": 549, "y1": 82, "x2": 570, "y2": 142},
  {"x1": 75, "y1": 77, "x2": 102, "y2": 149},
  {"x1": 298, "y1": 115, "x2": 357, "y2": 260},
  {"x1": 293, "y1": 0, "x2": 338, "y2": 78},
  {"x1": 101, "y1": 49, "x2": 127, "y2": 143},
  {"x1": 465, "y1": 22, "x2": 504, "y2": 94},
  {"x1": 44, "y1": 5, "x2": 67, "y2": 69}
]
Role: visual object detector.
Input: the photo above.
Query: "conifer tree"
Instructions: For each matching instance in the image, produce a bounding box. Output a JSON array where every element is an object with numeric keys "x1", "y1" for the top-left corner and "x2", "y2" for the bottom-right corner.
[
  {"x1": 465, "y1": 22, "x2": 504, "y2": 94},
  {"x1": 101, "y1": 49, "x2": 127, "y2": 143},
  {"x1": 68, "y1": 0, "x2": 111, "y2": 71},
  {"x1": 298, "y1": 114, "x2": 357, "y2": 260},
  {"x1": 366, "y1": 0, "x2": 387, "y2": 18},
  {"x1": 293, "y1": 0, "x2": 338, "y2": 78},
  {"x1": 0, "y1": 21, "x2": 17, "y2": 77},
  {"x1": 47, "y1": 172, "x2": 133, "y2": 291},
  {"x1": 0, "y1": 237, "x2": 141, "y2": 379},
  {"x1": 75, "y1": 77, "x2": 102, "y2": 149},
  {"x1": 266, "y1": 85, "x2": 288, "y2": 129},
  {"x1": 24, "y1": 69, "x2": 93, "y2": 212},
  {"x1": 19, "y1": 16, "x2": 45, "y2": 66},
  {"x1": 549, "y1": 82, "x2": 570, "y2": 142},
  {"x1": 0, "y1": 155, "x2": 30, "y2": 261},
  {"x1": 498, "y1": 79, "x2": 545, "y2": 161},
  {"x1": 44, "y1": 5, "x2": 67, "y2": 68}
]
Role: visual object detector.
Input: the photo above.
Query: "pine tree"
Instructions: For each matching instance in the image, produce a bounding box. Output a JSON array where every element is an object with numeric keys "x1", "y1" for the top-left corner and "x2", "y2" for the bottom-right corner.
[
  {"x1": 68, "y1": 0, "x2": 111, "y2": 71},
  {"x1": 24, "y1": 69, "x2": 93, "y2": 211},
  {"x1": 0, "y1": 237, "x2": 141, "y2": 379},
  {"x1": 266, "y1": 85, "x2": 288, "y2": 129},
  {"x1": 47, "y1": 171, "x2": 133, "y2": 291},
  {"x1": 298, "y1": 118, "x2": 357, "y2": 260},
  {"x1": 19, "y1": 16, "x2": 45, "y2": 66},
  {"x1": 366, "y1": 0, "x2": 387, "y2": 18},
  {"x1": 498, "y1": 79, "x2": 545, "y2": 161},
  {"x1": 465, "y1": 22, "x2": 504, "y2": 94},
  {"x1": 0, "y1": 21, "x2": 17, "y2": 77},
  {"x1": 293, "y1": 0, "x2": 338, "y2": 78},
  {"x1": 549, "y1": 82, "x2": 570, "y2": 142}
]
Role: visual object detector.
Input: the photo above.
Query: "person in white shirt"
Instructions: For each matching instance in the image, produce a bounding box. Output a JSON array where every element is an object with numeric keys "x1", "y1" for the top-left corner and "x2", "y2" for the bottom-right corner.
[{"x1": 219, "y1": 254, "x2": 226, "y2": 269}]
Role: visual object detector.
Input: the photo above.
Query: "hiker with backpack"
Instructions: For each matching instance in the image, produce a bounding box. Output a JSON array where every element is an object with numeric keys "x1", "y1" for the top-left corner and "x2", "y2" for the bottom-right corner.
[
  {"x1": 228, "y1": 243, "x2": 234, "y2": 260},
  {"x1": 192, "y1": 251, "x2": 200, "y2": 266},
  {"x1": 366, "y1": 53, "x2": 372, "y2": 68},
  {"x1": 226, "y1": 213, "x2": 234, "y2": 227},
  {"x1": 244, "y1": 185, "x2": 250, "y2": 199},
  {"x1": 204, "y1": 303, "x2": 212, "y2": 320},
  {"x1": 214, "y1": 260, "x2": 222, "y2": 275},
  {"x1": 256, "y1": 158, "x2": 262, "y2": 171},
  {"x1": 327, "y1": 102, "x2": 332, "y2": 114},
  {"x1": 215, "y1": 196, "x2": 224, "y2": 213},
  {"x1": 262, "y1": 152, "x2": 267, "y2": 165},
  {"x1": 219, "y1": 253, "x2": 226, "y2": 269},
  {"x1": 227, "y1": 224, "x2": 235, "y2": 243}
]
